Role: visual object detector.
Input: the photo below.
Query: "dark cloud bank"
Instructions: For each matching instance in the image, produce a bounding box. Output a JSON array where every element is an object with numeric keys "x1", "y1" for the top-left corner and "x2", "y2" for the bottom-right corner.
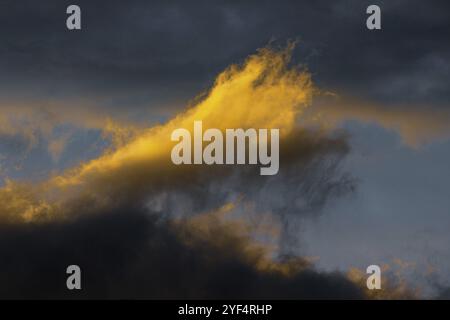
[
  {"x1": 0, "y1": 206, "x2": 364, "y2": 299},
  {"x1": 1, "y1": 0, "x2": 448, "y2": 110}
]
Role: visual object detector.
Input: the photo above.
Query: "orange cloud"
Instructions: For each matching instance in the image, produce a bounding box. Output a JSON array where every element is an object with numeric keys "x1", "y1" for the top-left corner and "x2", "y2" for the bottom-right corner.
[{"x1": 0, "y1": 44, "x2": 314, "y2": 223}]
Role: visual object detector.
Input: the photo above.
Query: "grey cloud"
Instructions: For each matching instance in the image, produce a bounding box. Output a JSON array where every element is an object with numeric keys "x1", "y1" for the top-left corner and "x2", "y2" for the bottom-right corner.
[
  {"x1": 0, "y1": 206, "x2": 365, "y2": 299},
  {"x1": 0, "y1": 0, "x2": 448, "y2": 111}
]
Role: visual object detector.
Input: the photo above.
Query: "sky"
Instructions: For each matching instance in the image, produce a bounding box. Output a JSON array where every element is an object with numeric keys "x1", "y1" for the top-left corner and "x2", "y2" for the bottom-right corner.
[{"x1": 0, "y1": 0, "x2": 449, "y2": 299}]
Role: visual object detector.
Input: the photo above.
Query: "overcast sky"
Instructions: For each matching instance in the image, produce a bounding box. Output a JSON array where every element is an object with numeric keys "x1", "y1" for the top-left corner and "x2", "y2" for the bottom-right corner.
[{"x1": 0, "y1": 0, "x2": 449, "y2": 298}]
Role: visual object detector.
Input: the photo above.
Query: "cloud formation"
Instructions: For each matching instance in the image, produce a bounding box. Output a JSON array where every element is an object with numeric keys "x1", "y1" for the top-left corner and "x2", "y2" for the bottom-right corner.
[
  {"x1": 0, "y1": 0, "x2": 447, "y2": 299},
  {"x1": 0, "y1": 204, "x2": 366, "y2": 299},
  {"x1": 0, "y1": 46, "x2": 371, "y2": 298}
]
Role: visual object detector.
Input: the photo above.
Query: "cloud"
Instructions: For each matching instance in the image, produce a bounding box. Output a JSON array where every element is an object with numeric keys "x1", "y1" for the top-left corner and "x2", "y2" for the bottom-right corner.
[
  {"x1": 1, "y1": 0, "x2": 448, "y2": 162},
  {"x1": 0, "y1": 100, "x2": 145, "y2": 180},
  {"x1": 1, "y1": 0, "x2": 449, "y2": 116},
  {"x1": 0, "y1": 46, "x2": 373, "y2": 298},
  {"x1": 0, "y1": 44, "x2": 315, "y2": 221},
  {"x1": 308, "y1": 95, "x2": 450, "y2": 146},
  {"x1": 0, "y1": 204, "x2": 366, "y2": 299},
  {"x1": 0, "y1": 0, "x2": 447, "y2": 298}
]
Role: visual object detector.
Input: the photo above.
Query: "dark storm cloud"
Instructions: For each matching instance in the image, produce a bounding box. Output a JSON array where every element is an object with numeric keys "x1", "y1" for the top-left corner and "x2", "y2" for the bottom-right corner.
[
  {"x1": 0, "y1": 0, "x2": 448, "y2": 109},
  {"x1": 0, "y1": 205, "x2": 365, "y2": 299}
]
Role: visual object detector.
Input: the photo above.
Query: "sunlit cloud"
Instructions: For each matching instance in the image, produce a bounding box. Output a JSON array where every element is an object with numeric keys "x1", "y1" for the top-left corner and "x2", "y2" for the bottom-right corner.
[{"x1": 309, "y1": 95, "x2": 450, "y2": 147}]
